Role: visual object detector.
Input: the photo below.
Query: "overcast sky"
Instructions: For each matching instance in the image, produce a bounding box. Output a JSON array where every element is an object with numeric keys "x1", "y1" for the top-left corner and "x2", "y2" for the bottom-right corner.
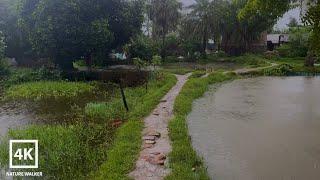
[{"x1": 179, "y1": 0, "x2": 301, "y2": 30}]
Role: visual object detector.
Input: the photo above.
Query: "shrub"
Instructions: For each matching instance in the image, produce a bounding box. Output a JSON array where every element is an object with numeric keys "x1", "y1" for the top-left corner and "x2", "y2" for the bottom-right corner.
[
  {"x1": 5, "y1": 81, "x2": 94, "y2": 101},
  {"x1": 277, "y1": 27, "x2": 311, "y2": 58},
  {"x1": 164, "y1": 33, "x2": 181, "y2": 56},
  {"x1": 264, "y1": 50, "x2": 280, "y2": 59},
  {"x1": 4, "y1": 67, "x2": 61, "y2": 87},
  {"x1": 0, "y1": 59, "x2": 10, "y2": 77},
  {"x1": 126, "y1": 34, "x2": 156, "y2": 61},
  {"x1": 263, "y1": 64, "x2": 293, "y2": 76}
]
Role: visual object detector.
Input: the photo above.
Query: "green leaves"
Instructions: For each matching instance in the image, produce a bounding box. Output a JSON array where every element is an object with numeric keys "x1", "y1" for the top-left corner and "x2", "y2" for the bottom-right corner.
[{"x1": 0, "y1": 31, "x2": 6, "y2": 59}]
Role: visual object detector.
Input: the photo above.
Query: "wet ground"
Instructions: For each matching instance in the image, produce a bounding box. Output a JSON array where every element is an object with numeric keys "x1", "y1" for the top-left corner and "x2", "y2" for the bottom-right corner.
[
  {"x1": 0, "y1": 84, "x2": 113, "y2": 137},
  {"x1": 188, "y1": 76, "x2": 320, "y2": 180}
]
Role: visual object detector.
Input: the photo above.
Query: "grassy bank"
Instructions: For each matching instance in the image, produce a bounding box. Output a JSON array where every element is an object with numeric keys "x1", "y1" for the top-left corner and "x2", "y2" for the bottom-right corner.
[
  {"x1": 166, "y1": 72, "x2": 236, "y2": 180},
  {"x1": 93, "y1": 73, "x2": 177, "y2": 179},
  {"x1": 0, "y1": 73, "x2": 177, "y2": 180}
]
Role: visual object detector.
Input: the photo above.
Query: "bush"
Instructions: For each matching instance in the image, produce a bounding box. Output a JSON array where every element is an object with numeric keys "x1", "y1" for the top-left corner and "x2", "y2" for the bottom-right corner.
[
  {"x1": 164, "y1": 33, "x2": 181, "y2": 56},
  {"x1": 126, "y1": 34, "x2": 157, "y2": 61},
  {"x1": 263, "y1": 64, "x2": 293, "y2": 76},
  {"x1": 5, "y1": 81, "x2": 94, "y2": 101},
  {"x1": 277, "y1": 27, "x2": 310, "y2": 58},
  {"x1": 0, "y1": 59, "x2": 10, "y2": 77},
  {"x1": 4, "y1": 67, "x2": 61, "y2": 87}
]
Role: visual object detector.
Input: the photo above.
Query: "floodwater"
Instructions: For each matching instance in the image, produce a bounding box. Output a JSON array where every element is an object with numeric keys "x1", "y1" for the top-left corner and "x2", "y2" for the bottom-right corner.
[
  {"x1": 0, "y1": 103, "x2": 33, "y2": 137},
  {"x1": 188, "y1": 77, "x2": 320, "y2": 180}
]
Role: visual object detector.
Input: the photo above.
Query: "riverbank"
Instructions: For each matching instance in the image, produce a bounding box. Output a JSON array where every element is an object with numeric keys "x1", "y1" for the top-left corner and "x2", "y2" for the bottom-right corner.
[{"x1": 166, "y1": 72, "x2": 237, "y2": 179}]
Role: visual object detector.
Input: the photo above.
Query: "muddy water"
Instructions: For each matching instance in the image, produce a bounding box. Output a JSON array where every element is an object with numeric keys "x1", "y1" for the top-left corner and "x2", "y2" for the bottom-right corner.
[
  {"x1": 0, "y1": 102, "x2": 36, "y2": 137},
  {"x1": 188, "y1": 77, "x2": 320, "y2": 180}
]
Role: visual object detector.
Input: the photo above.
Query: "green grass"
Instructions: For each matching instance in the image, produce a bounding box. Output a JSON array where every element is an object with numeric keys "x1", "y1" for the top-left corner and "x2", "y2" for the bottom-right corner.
[
  {"x1": 5, "y1": 81, "x2": 94, "y2": 101},
  {"x1": 0, "y1": 73, "x2": 177, "y2": 180},
  {"x1": 0, "y1": 124, "x2": 112, "y2": 179},
  {"x1": 189, "y1": 71, "x2": 207, "y2": 79},
  {"x1": 166, "y1": 72, "x2": 236, "y2": 180},
  {"x1": 93, "y1": 73, "x2": 177, "y2": 180}
]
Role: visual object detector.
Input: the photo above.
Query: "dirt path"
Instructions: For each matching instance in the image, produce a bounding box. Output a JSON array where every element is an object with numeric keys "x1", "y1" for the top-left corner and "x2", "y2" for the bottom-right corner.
[{"x1": 129, "y1": 74, "x2": 191, "y2": 180}]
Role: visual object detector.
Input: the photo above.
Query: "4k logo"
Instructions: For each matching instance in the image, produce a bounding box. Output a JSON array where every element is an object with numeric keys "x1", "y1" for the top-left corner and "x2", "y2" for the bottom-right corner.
[{"x1": 9, "y1": 140, "x2": 39, "y2": 169}]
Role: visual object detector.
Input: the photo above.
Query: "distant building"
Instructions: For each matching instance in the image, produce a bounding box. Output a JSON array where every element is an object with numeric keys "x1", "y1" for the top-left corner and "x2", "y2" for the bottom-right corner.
[{"x1": 267, "y1": 34, "x2": 290, "y2": 51}]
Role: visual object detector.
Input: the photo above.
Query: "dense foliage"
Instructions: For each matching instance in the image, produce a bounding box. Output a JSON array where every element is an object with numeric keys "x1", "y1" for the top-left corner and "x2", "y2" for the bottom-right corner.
[
  {"x1": 0, "y1": 0, "x2": 144, "y2": 69},
  {"x1": 304, "y1": 0, "x2": 320, "y2": 57},
  {"x1": 277, "y1": 27, "x2": 311, "y2": 57}
]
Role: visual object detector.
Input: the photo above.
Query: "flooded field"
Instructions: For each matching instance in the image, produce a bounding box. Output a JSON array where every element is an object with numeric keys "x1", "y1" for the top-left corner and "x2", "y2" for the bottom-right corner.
[
  {"x1": 0, "y1": 84, "x2": 113, "y2": 137},
  {"x1": 188, "y1": 77, "x2": 320, "y2": 180},
  {"x1": 0, "y1": 103, "x2": 33, "y2": 136}
]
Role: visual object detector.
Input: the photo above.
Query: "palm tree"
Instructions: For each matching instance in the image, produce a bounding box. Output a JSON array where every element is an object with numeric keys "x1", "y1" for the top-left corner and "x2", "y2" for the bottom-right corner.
[
  {"x1": 187, "y1": 0, "x2": 227, "y2": 55},
  {"x1": 149, "y1": 0, "x2": 182, "y2": 58}
]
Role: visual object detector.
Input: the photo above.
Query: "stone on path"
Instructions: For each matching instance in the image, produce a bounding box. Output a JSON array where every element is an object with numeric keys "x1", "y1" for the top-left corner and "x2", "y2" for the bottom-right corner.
[
  {"x1": 129, "y1": 74, "x2": 191, "y2": 179},
  {"x1": 143, "y1": 136, "x2": 156, "y2": 141},
  {"x1": 145, "y1": 140, "x2": 156, "y2": 144}
]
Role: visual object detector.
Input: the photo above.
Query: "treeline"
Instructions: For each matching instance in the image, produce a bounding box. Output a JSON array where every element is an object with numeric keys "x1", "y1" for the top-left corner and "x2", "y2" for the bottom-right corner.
[
  {"x1": 0, "y1": 0, "x2": 319, "y2": 69},
  {"x1": 0, "y1": 0, "x2": 144, "y2": 69}
]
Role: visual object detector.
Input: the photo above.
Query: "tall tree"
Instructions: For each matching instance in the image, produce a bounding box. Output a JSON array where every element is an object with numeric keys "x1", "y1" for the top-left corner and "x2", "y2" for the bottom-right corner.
[
  {"x1": 17, "y1": 0, "x2": 144, "y2": 69},
  {"x1": 188, "y1": 0, "x2": 228, "y2": 55},
  {"x1": 150, "y1": 0, "x2": 181, "y2": 58},
  {"x1": 303, "y1": 0, "x2": 320, "y2": 66},
  {"x1": 218, "y1": 0, "x2": 293, "y2": 55},
  {"x1": 0, "y1": 0, "x2": 32, "y2": 61}
]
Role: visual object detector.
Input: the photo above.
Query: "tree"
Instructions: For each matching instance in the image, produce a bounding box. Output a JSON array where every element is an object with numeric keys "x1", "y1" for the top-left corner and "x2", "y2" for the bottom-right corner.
[
  {"x1": 125, "y1": 34, "x2": 156, "y2": 61},
  {"x1": 17, "y1": 0, "x2": 144, "y2": 69},
  {"x1": 0, "y1": 31, "x2": 6, "y2": 59},
  {"x1": 233, "y1": 0, "x2": 292, "y2": 54},
  {"x1": 180, "y1": 0, "x2": 228, "y2": 57},
  {"x1": 0, "y1": 0, "x2": 32, "y2": 62},
  {"x1": 303, "y1": 0, "x2": 320, "y2": 66},
  {"x1": 149, "y1": 0, "x2": 182, "y2": 58}
]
